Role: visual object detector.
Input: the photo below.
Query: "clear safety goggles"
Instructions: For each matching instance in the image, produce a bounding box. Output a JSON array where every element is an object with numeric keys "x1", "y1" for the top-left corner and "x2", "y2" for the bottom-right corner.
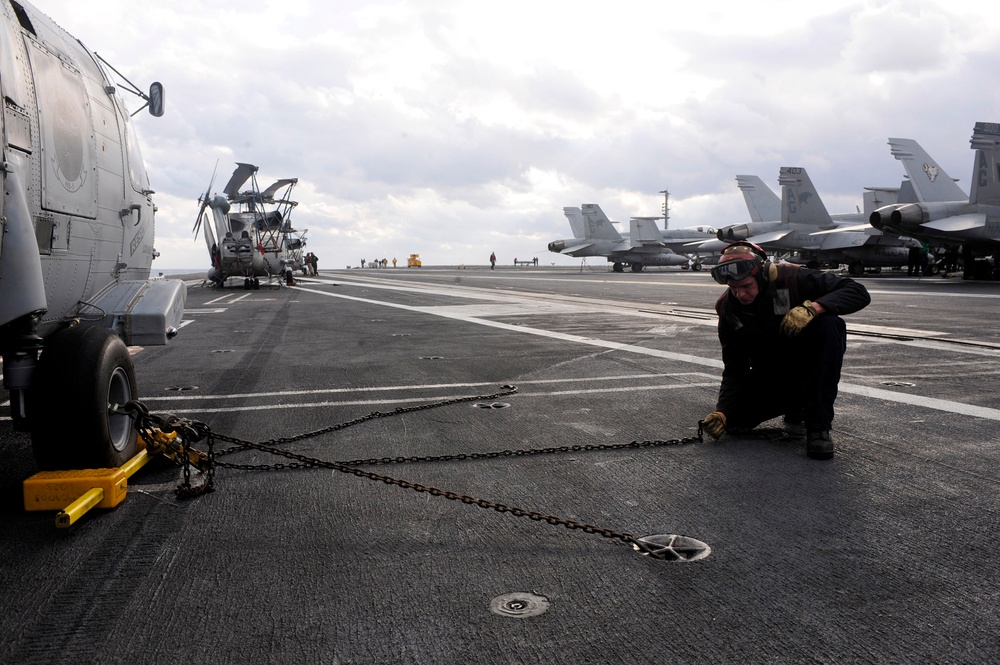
[{"x1": 710, "y1": 256, "x2": 759, "y2": 285}]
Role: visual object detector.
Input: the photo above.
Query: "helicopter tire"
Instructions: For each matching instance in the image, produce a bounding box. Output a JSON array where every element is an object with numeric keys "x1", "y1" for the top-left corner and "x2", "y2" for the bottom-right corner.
[{"x1": 29, "y1": 325, "x2": 139, "y2": 470}]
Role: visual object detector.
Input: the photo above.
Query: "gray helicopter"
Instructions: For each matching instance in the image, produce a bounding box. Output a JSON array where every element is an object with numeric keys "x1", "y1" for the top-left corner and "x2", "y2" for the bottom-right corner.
[
  {"x1": 1, "y1": 1, "x2": 185, "y2": 469},
  {"x1": 194, "y1": 162, "x2": 308, "y2": 288}
]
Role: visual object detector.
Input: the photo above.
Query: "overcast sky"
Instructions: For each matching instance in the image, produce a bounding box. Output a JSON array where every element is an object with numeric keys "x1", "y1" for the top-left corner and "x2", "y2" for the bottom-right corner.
[{"x1": 38, "y1": 0, "x2": 1000, "y2": 270}]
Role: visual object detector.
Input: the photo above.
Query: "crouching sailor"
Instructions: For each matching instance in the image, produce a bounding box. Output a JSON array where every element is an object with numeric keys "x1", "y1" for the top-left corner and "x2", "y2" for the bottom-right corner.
[{"x1": 701, "y1": 242, "x2": 871, "y2": 460}]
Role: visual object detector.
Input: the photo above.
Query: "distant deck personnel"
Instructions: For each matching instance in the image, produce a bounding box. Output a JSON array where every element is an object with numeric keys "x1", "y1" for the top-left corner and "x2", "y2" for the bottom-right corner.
[{"x1": 702, "y1": 242, "x2": 871, "y2": 460}]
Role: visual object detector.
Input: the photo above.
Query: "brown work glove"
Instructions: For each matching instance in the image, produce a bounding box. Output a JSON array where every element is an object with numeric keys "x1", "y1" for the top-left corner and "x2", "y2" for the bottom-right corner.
[
  {"x1": 780, "y1": 300, "x2": 818, "y2": 336},
  {"x1": 702, "y1": 411, "x2": 726, "y2": 439}
]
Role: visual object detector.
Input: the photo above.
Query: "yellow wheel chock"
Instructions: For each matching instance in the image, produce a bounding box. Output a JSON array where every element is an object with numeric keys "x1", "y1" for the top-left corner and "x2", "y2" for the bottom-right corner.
[{"x1": 23, "y1": 431, "x2": 176, "y2": 528}]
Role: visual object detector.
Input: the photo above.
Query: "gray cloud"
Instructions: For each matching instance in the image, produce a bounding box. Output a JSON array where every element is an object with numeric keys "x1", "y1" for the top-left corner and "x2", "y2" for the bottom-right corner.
[{"x1": 37, "y1": 0, "x2": 1000, "y2": 270}]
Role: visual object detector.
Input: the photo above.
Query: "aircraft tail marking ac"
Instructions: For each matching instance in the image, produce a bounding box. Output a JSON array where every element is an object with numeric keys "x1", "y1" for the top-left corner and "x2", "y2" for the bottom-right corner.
[
  {"x1": 580, "y1": 204, "x2": 624, "y2": 241},
  {"x1": 778, "y1": 167, "x2": 834, "y2": 228},
  {"x1": 970, "y1": 122, "x2": 1000, "y2": 207}
]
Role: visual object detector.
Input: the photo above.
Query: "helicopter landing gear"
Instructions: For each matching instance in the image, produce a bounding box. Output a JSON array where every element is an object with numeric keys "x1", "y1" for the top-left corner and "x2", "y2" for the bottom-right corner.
[{"x1": 29, "y1": 326, "x2": 139, "y2": 470}]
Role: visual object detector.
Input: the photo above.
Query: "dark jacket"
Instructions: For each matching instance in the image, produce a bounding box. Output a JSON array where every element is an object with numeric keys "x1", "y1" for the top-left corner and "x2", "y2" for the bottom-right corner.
[{"x1": 714, "y1": 264, "x2": 870, "y2": 414}]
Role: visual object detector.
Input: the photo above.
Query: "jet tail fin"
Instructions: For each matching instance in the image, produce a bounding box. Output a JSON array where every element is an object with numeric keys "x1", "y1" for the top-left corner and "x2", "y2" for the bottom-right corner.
[
  {"x1": 863, "y1": 187, "x2": 900, "y2": 215},
  {"x1": 778, "y1": 167, "x2": 834, "y2": 227},
  {"x1": 888, "y1": 138, "x2": 967, "y2": 203},
  {"x1": 736, "y1": 175, "x2": 781, "y2": 223},
  {"x1": 563, "y1": 207, "x2": 586, "y2": 239},
  {"x1": 969, "y1": 122, "x2": 1000, "y2": 206},
  {"x1": 580, "y1": 204, "x2": 624, "y2": 241}
]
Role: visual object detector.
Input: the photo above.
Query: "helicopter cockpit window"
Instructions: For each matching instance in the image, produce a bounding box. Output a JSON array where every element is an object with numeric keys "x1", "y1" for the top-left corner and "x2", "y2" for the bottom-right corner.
[{"x1": 124, "y1": 119, "x2": 151, "y2": 194}]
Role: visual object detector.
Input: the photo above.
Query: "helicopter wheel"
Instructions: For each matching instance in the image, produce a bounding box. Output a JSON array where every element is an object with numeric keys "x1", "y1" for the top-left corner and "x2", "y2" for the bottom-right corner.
[
  {"x1": 29, "y1": 326, "x2": 139, "y2": 470},
  {"x1": 253, "y1": 278, "x2": 260, "y2": 289}
]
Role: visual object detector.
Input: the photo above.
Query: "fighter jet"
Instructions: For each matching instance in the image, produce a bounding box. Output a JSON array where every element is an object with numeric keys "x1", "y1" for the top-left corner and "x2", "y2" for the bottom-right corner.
[
  {"x1": 868, "y1": 125, "x2": 1000, "y2": 278},
  {"x1": 717, "y1": 170, "x2": 914, "y2": 274},
  {"x1": 686, "y1": 174, "x2": 796, "y2": 255},
  {"x1": 1, "y1": 1, "x2": 185, "y2": 470},
  {"x1": 194, "y1": 163, "x2": 308, "y2": 288},
  {"x1": 547, "y1": 204, "x2": 713, "y2": 272}
]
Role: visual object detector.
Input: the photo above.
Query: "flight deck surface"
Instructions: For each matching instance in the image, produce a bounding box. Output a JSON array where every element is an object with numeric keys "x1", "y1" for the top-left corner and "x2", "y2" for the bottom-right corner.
[{"x1": 2, "y1": 266, "x2": 998, "y2": 663}]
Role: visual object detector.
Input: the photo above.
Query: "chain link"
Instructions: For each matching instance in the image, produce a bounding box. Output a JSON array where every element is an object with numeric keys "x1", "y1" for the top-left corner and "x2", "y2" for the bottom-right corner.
[
  {"x1": 214, "y1": 437, "x2": 701, "y2": 471},
  {"x1": 126, "y1": 385, "x2": 703, "y2": 559},
  {"x1": 211, "y1": 384, "x2": 520, "y2": 457}
]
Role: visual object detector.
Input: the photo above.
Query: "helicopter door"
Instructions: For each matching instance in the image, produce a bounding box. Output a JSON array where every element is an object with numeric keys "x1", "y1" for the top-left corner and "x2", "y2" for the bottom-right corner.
[{"x1": 26, "y1": 40, "x2": 98, "y2": 219}]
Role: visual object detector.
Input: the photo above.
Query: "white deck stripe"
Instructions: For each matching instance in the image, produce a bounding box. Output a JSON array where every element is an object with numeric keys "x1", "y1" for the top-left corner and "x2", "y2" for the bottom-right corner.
[{"x1": 292, "y1": 284, "x2": 1000, "y2": 422}]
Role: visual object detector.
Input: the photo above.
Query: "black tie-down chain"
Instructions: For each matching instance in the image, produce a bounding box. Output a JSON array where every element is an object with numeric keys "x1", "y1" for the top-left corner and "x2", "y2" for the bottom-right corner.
[
  {"x1": 125, "y1": 401, "x2": 217, "y2": 499},
  {"x1": 126, "y1": 385, "x2": 704, "y2": 560}
]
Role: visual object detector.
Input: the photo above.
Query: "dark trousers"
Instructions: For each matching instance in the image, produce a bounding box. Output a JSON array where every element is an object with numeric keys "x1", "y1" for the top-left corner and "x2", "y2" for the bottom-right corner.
[{"x1": 725, "y1": 315, "x2": 847, "y2": 433}]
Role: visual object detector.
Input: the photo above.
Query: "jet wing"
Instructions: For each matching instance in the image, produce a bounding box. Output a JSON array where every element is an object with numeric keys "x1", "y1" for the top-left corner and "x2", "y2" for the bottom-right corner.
[
  {"x1": 809, "y1": 224, "x2": 882, "y2": 236},
  {"x1": 922, "y1": 213, "x2": 985, "y2": 233},
  {"x1": 561, "y1": 242, "x2": 594, "y2": 254},
  {"x1": 745, "y1": 230, "x2": 792, "y2": 245},
  {"x1": 817, "y1": 231, "x2": 867, "y2": 249},
  {"x1": 685, "y1": 239, "x2": 727, "y2": 251}
]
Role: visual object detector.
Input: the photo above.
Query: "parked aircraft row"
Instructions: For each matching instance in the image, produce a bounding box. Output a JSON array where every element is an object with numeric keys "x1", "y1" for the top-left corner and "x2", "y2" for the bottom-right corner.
[
  {"x1": 546, "y1": 204, "x2": 717, "y2": 272},
  {"x1": 551, "y1": 122, "x2": 1000, "y2": 279},
  {"x1": 867, "y1": 123, "x2": 1000, "y2": 279},
  {"x1": 717, "y1": 168, "x2": 914, "y2": 276}
]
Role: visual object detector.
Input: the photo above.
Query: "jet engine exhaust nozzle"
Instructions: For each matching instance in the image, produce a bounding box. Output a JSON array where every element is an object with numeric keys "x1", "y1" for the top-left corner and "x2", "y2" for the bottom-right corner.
[{"x1": 717, "y1": 224, "x2": 749, "y2": 242}]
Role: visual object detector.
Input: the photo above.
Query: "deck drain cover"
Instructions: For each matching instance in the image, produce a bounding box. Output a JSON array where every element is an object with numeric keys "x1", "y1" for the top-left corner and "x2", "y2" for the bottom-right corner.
[
  {"x1": 636, "y1": 534, "x2": 711, "y2": 561},
  {"x1": 165, "y1": 386, "x2": 199, "y2": 392},
  {"x1": 211, "y1": 349, "x2": 235, "y2": 354},
  {"x1": 419, "y1": 356, "x2": 443, "y2": 360},
  {"x1": 881, "y1": 381, "x2": 916, "y2": 387},
  {"x1": 489, "y1": 592, "x2": 550, "y2": 618},
  {"x1": 473, "y1": 402, "x2": 510, "y2": 409}
]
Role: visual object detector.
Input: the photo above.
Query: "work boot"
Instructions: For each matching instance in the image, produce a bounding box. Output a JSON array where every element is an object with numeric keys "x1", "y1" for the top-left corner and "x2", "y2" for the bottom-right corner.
[
  {"x1": 782, "y1": 414, "x2": 806, "y2": 437},
  {"x1": 806, "y1": 430, "x2": 834, "y2": 460}
]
